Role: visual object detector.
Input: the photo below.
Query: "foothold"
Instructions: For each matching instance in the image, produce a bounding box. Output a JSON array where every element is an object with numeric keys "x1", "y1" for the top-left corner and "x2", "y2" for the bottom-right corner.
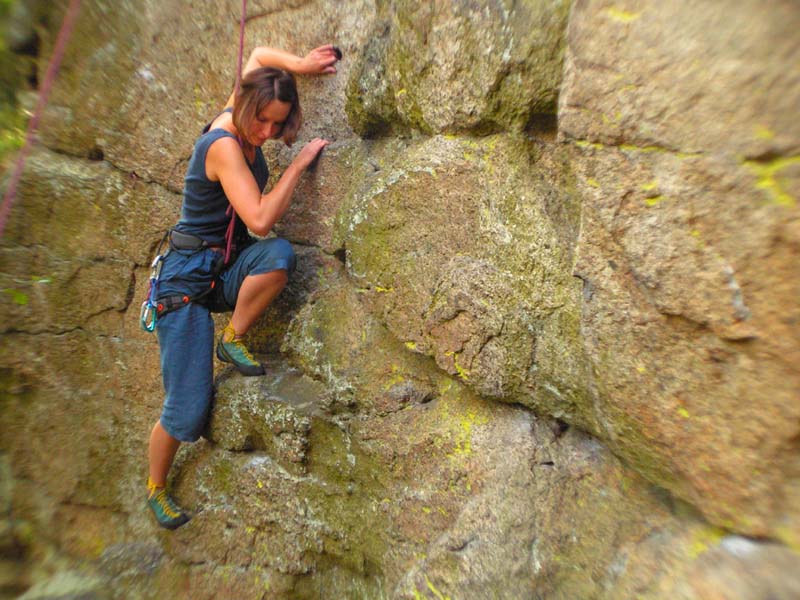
[
  {"x1": 332, "y1": 46, "x2": 343, "y2": 61},
  {"x1": 87, "y1": 146, "x2": 104, "y2": 161},
  {"x1": 549, "y1": 419, "x2": 569, "y2": 439}
]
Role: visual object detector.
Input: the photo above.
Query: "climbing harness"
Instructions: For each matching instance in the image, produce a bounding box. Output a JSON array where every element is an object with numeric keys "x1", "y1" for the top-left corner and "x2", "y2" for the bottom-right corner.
[
  {"x1": 139, "y1": 230, "x2": 227, "y2": 332},
  {"x1": 156, "y1": 230, "x2": 225, "y2": 318}
]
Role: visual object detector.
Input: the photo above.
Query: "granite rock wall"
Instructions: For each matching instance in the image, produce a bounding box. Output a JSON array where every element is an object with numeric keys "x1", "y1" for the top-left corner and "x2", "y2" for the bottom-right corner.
[{"x1": 1, "y1": 0, "x2": 798, "y2": 598}]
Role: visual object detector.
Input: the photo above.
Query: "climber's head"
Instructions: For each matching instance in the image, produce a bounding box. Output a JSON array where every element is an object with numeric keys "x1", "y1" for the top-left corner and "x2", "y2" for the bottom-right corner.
[{"x1": 233, "y1": 67, "x2": 302, "y2": 147}]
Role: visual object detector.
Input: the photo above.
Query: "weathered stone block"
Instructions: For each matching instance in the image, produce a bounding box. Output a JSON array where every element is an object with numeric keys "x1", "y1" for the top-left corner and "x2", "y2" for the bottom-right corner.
[
  {"x1": 274, "y1": 140, "x2": 371, "y2": 253},
  {"x1": 244, "y1": 246, "x2": 344, "y2": 355},
  {"x1": 559, "y1": 0, "x2": 800, "y2": 158},
  {"x1": 206, "y1": 363, "x2": 324, "y2": 474},
  {"x1": 569, "y1": 139, "x2": 800, "y2": 538},
  {"x1": 282, "y1": 266, "x2": 440, "y2": 414},
  {"x1": 39, "y1": 0, "x2": 374, "y2": 190},
  {"x1": 347, "y1": 0, "x2": 572, "y2": 135},
  {"x1": 334, "y1": 134, "x2": 586, "y2": 410}
]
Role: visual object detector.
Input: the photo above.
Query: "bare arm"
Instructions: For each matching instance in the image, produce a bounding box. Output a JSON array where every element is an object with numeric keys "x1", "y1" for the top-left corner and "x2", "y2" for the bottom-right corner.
[
  {"x1": 207, "y1": 136, "x2": 329, "y2": 236},
  {"x1": 224, "y1": 45, "x2": 339, "y2": 108}
]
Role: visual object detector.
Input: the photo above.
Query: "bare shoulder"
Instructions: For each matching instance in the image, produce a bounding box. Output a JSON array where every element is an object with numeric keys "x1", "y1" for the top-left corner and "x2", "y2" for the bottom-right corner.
[
  {"x1": 208, "y1": 109, "x2": 234, "y2": 132},
  {"x1": 205, "y1": 134, "x2": 244, "y2": 182}
]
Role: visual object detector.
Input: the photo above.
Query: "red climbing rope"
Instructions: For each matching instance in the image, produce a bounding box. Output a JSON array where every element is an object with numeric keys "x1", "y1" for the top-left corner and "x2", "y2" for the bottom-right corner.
[
  {"x1": 224, "y1": 0, "x2": 247, "y2": 265},
  {"x1": 235, "y1": 0, "x2": 247, "y2": 97},
  {"x1": 0, "y1": 0, "x2": 82, "y2": 238}
]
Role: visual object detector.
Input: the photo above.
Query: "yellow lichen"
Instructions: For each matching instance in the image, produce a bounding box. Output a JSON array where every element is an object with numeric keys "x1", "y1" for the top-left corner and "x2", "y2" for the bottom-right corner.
[
  {"x1": 438, "y1": 378, "x2": 454, "y2": 396},
  {"x1": 644, "y1": 195, "x2": 665, "y2": 207},
  {"x1": 754, "y1": 125, "x2": 775, "y2": 140},
  {"x1": 775, "y1": 525, "x2": 800, "y2": 553},
  {"x1": 425, "y1": 576, "x2": 451, "y2": 600},
  {"x1": 690, "y1": 229, "x2": 706, "y2": 249},
  {"x1": 688, "y1": 526, "x2": 726, "y2": 559},
  {"x1": 605, "y1": 7, "x2": 641, "y2": 23},
  {"x1": 452, "y1": 409, "x2": 489, "y2": 457},
  {"x1": 383, "y1": 365, "x2": 406, "y2": 390},
  {"x1": 744, "y1": 156, "x2": 800, "y2": 207},
  {"x1": 586, "y1": 178, "x2": 601, "y2": 188},
  {"x1": 574, "y1": 139, "x2": 605, "y2": 150},
  {"x1": 453, "y1": 356, "x2": 470, "y2": 381},
  {"x1": 619, "y1": 143, "x2": 700, "y2": 159},
  {"x1": 621, "y1": 144, "x2": 658, "y2": 154}
]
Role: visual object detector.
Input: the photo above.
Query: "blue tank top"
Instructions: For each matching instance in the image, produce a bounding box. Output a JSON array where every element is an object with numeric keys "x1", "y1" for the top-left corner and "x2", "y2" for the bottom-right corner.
[{"x1": 174, "y1": 108, "x2": 269, "y2": 246}]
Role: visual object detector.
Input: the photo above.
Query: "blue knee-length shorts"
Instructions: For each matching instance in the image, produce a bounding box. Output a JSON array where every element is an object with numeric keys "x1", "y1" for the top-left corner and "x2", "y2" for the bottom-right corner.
[{"x1": 155, "y1": 237, "x2": 296, "y2": 442}]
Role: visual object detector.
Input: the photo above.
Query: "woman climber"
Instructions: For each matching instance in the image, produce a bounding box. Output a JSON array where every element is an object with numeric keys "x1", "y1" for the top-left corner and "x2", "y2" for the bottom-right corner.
[{"x1": 145, "y1": 44, "x2": 340, "y2": 529}]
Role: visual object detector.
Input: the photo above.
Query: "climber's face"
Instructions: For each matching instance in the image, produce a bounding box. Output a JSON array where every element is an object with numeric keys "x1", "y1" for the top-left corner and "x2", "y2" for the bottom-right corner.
[{"x1": 248, "y1": 100, "x2": 292, "y2": 147}]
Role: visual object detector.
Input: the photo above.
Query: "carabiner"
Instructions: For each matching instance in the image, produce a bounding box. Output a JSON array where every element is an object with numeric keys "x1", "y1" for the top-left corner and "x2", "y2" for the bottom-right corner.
[
  {"x1": 139, "y1": 232, "x2": 170, "y2": 334},
  {"x1": 140, "y1": 253, "x2": 165, "y2": 333},
  {"x1": 150, "y1": 253, "x2": 164, "y2": 279},
  {"x1": 140, "y1": 300, "x2": 157, "y2": 332}
]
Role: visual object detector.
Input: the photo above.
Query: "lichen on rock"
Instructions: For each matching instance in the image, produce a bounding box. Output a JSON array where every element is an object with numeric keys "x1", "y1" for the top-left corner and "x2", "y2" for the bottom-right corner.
[
  {"x1": 1, "y1": 0, "x2": 799, "y2": 597},
  {"x1": 346, "y1": 0, "x2": 573, "y2": 135}
]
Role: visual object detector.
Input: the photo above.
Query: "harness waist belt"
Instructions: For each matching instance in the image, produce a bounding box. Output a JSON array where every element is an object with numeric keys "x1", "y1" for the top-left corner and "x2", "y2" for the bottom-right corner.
[{"x1": 169, "y1": 229, "x2": 217, "y2": 251}]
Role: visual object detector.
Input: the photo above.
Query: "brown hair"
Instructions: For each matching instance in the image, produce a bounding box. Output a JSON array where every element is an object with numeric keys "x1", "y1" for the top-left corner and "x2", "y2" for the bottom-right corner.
[{"x1": 232, "y1": 67, "x2": 302, "y2": 147}]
